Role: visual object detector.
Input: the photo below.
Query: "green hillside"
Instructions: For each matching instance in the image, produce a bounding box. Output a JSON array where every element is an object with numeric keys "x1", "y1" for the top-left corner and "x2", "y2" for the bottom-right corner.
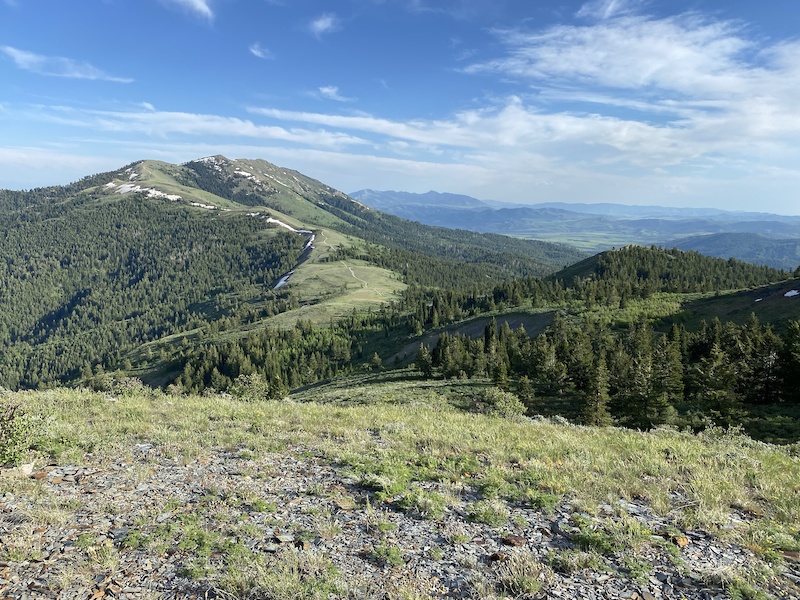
[
  {"x1": 0, "y1": 157, "x2": 583, "y2": 390},
  {"x1": 2, "y1": 160, "x2": 799, "y2": 445},
  {"x1": 668, "y1": 232, "x2": 800, "y2": 271},
  {"x1": 3, "y1": 165, "x2": 800, "y2": 600}
]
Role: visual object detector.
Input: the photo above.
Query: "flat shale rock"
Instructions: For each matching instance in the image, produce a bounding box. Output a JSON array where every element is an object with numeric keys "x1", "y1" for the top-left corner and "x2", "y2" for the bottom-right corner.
[{"x1": 1, "y1": 445, "x2": 797, "y2": 599}]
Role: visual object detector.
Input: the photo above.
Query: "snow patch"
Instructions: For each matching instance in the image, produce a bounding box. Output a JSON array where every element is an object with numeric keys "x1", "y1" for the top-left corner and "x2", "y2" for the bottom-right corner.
[
  {"x1": 755, "y1": 298, "x2": 763, "y2": 302},
  {"x1": 265, "y1": 217, "x2": 312, "y2": 234},
  {"x1": 104, "y1": 182, "x2": 117, "y2": 189},
  {"x1": 262, "y1": 173, "x2": 289, "y2": 188},
  {"x1": 190, "y1": 202, "x2": 217, "y2": 210},
  {"x1": 273, "y1": 271, "x2": 293, "y2": 290},
  {"x1": 234, "y1": 169, "x2": 262, "y2": 185},
  {"x1": 112, "y1": 183, "x2": 182, "y2": 201},
  {"x1": 192, "y1": 156, "x2": 224, "y2": 172},
  {"x1": 128, "y1": 172, "x2": 139, "y2": 181},
  {"x1": 785, "y1": 290, "x2": 799, "y2": 298}
]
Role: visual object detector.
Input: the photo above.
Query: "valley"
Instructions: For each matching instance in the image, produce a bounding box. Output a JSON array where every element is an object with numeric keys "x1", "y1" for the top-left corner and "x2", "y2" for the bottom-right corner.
[{"x1": 351, "y1": 190, "x2": 800, "y2": 270}]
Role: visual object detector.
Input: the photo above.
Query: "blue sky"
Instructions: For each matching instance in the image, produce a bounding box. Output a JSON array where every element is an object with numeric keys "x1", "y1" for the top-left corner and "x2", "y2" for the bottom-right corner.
[{"x1": 1, "y1": 0, "x2": 799, "y2": 214}]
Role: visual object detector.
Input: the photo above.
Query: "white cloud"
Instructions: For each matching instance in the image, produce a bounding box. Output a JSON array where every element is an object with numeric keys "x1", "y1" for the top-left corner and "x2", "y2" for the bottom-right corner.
[
  {"x1": 0, "y1": 146, "x2": 106, "y2": 169},
  {"x1": 317, "y1": 86, "x2": 355, "y2": 102},
  {"x1": 0, "y1": 46, "x2": 133, "y2": 82},
  {"x1": 0, "y1": 146, "x2": 123, "y2": 189},
  {"x1": 466, "y1": 16, "x2": 757, "y2": 98},
  {"x1": 161, "y1": 0, "x2": 214, "y2": 20},
  {"x1": 309, "y1": 13, "x2": 340, "y2": 37},
  {"x1": 576, "y1": 0, "x2": 645, "y2": 20},
  {"x1": 33, "y1": 105, "x2": 369, "y2": 148},
  {"x1": 249, "y1": 42, "x2": 274, "y2": 60},
  {"x1": 461, "y1": 13, "x2": 800, "y2": 157}
]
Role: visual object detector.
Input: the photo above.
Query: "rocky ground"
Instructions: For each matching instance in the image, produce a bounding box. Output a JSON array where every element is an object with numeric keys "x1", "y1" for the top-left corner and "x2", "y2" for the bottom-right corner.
[{"x1": 2, "y1": 443, "x2": 799, "y2": 599}]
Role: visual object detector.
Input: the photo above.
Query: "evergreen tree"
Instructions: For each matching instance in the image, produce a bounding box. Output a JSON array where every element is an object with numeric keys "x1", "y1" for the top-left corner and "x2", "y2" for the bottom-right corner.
[
  {"x1": 414, "y1": 343, "x2": 434, "y2": 379},
  {"x1": 651, "y1": 335, "x2": 683, "y2": 425},
  {"x1": 689, "y1": 344, "x2": 743, "y2": 427},
  {"x1": 582, "y1": 354, "x2": 612, "y2": 426},
  {"x1": 779, "y1": 320, "x2": 800, "y2": 403}
]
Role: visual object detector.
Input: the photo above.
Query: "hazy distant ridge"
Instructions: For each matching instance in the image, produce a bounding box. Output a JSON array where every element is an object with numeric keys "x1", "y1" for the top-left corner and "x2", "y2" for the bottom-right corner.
[{"x1": 351, "y1": 189, "x2": 800, "y2": 269}]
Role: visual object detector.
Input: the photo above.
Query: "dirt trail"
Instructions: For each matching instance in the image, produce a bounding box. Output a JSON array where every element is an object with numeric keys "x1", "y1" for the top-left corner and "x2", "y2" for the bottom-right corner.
[{"x1": 319, "y1": 231, "x2": 384, "y2": 297}]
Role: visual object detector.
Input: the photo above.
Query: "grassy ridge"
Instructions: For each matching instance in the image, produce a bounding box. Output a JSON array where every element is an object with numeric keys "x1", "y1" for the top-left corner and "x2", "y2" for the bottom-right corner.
[
  {"x1": 11, "y1": 381, "x2": 800, "y2": 538},
  {"x1": 4, "y1": 381, "x2": 800, "y2": 597}
]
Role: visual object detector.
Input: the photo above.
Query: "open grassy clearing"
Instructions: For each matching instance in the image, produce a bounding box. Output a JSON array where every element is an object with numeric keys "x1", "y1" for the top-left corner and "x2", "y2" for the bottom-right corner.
[
  {"x1": 388, "y1": 310, "x2": 555, "y2": 364},
  {"x1": 267, "y1": 261, "x2": 406, "y2": 328}
]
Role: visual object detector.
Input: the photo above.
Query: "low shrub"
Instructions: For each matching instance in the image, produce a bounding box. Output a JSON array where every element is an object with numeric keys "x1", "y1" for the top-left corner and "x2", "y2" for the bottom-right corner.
[{"x1": 0, "y1": 400, "x2": 39, "y2": 466}]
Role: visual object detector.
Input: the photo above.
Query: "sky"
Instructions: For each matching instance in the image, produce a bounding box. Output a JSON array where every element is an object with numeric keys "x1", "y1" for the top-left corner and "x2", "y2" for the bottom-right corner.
[{"x1": 1, "y1": 0, "x2": 800, "y2": 214}]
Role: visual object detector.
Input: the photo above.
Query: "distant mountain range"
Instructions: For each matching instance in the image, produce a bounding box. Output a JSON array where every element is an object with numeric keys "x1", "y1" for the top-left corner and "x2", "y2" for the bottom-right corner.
[{"x1": 350, "y1": 190, "x2": 800, "y2": 270}]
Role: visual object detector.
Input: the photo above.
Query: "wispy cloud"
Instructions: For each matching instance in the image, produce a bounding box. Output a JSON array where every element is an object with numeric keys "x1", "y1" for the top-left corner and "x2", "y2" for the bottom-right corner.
[
  {"x1": 463, "y1": 13, "x2": 800, "y2": 148},
  {"x1": 465, "y1": 15, "x2": 759, "y2": 98},
  {"x1": 0, "y1": 146, "x2": 107, "y2": 170},
  {"x1": 316, "y1": 86, "x2": 355, "y2": 102},
  {"x1": 161, "y1": 0, "x2": 214, "y2": 20},
  {"x1": 0, "y1": 46, "x2": 133, "y2": 82},
  {"x1": 248, "y1": 42, "x2": 274, "y2": 60},
  {"x1": 33, "y1": 105, "x2": 369, "y2": 148},
  {"x1": 309, "y1": 13, "x2": 340, "y2": 37},
  {"x1": 576, "y1": 0, "x2": 645, "y2": 20}
]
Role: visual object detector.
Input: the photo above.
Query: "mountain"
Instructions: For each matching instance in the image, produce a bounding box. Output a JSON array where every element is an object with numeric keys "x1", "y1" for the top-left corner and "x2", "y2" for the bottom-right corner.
[
  {"x1": 0, "y1": 156, "x2": 584, "y2": 389},
  {"x1": 350, "y1": 190, "x2": 800, "y2": 268},
  {"x1": 349, "y1": 189, "x2": 490, "y2": 211}
]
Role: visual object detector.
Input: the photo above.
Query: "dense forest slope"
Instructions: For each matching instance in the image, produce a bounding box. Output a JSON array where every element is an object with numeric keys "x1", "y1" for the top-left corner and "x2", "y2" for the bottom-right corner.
[
  {"x1": 0, "y1": 157, "x2": 582, "y2": 389},
  {"x1": 666, "y1": 232, "x2": 800, "y2": 271}
]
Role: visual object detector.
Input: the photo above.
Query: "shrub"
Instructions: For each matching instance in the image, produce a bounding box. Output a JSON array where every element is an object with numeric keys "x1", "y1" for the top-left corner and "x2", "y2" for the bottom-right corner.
[
  {"x1": 0, "y1": 400, "x2": 39, "y2": 466},
  {"x1": 478, "y1": 388, "x2": 526, "y2": 420},
  {"x1": 229, "y1": 373, "x2": 272, "y2": 401}
]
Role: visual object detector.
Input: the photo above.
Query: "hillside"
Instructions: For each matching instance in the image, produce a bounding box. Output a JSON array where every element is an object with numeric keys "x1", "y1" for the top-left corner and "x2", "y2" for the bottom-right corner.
[
  {"x1": 2, "y1": 162, "x2": 799, "y2": 446},
  {"x1": 351, "y1": 190, "x2": 800, "y2": 267},
  {"x1": 0, "y1": 157, "x2": 583, "y2": 390},
  {"x1": 666, "y1": 233, "x2": 800, "y2": 271}
]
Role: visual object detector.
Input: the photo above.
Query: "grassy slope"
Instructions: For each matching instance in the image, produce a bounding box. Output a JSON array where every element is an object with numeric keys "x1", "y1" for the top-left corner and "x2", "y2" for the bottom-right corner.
[
  {"x1": 4, "y1": 382, "x2": 800, "y2": 597},
  {"x1": 94, "y1": 164, "x2": 407, "y2": 381},
  {"x1": 666, "y1": 279, "x2": 800, "y2": 333},
  {"x1": 12, "y1": 379, "x2": 798, "y2": 536}
]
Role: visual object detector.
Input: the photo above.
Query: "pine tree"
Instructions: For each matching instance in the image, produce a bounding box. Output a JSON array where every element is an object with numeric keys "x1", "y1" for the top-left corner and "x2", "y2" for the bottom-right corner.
[
  {"x1": 582, "y1": 354, "x2": 612, "y2": 426},
  {"x1": 690, "y1": 343, "x2": 743, "y2": 427},
  {"x1": 414, "y1": 343, "x2": 434, "y2": 379},
  {"x1": 779, "y1": 320, "x2": 800, "y2": 403},
  {"x1": 651, "y1": 335, "x2": 683, "y2": 425}
]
